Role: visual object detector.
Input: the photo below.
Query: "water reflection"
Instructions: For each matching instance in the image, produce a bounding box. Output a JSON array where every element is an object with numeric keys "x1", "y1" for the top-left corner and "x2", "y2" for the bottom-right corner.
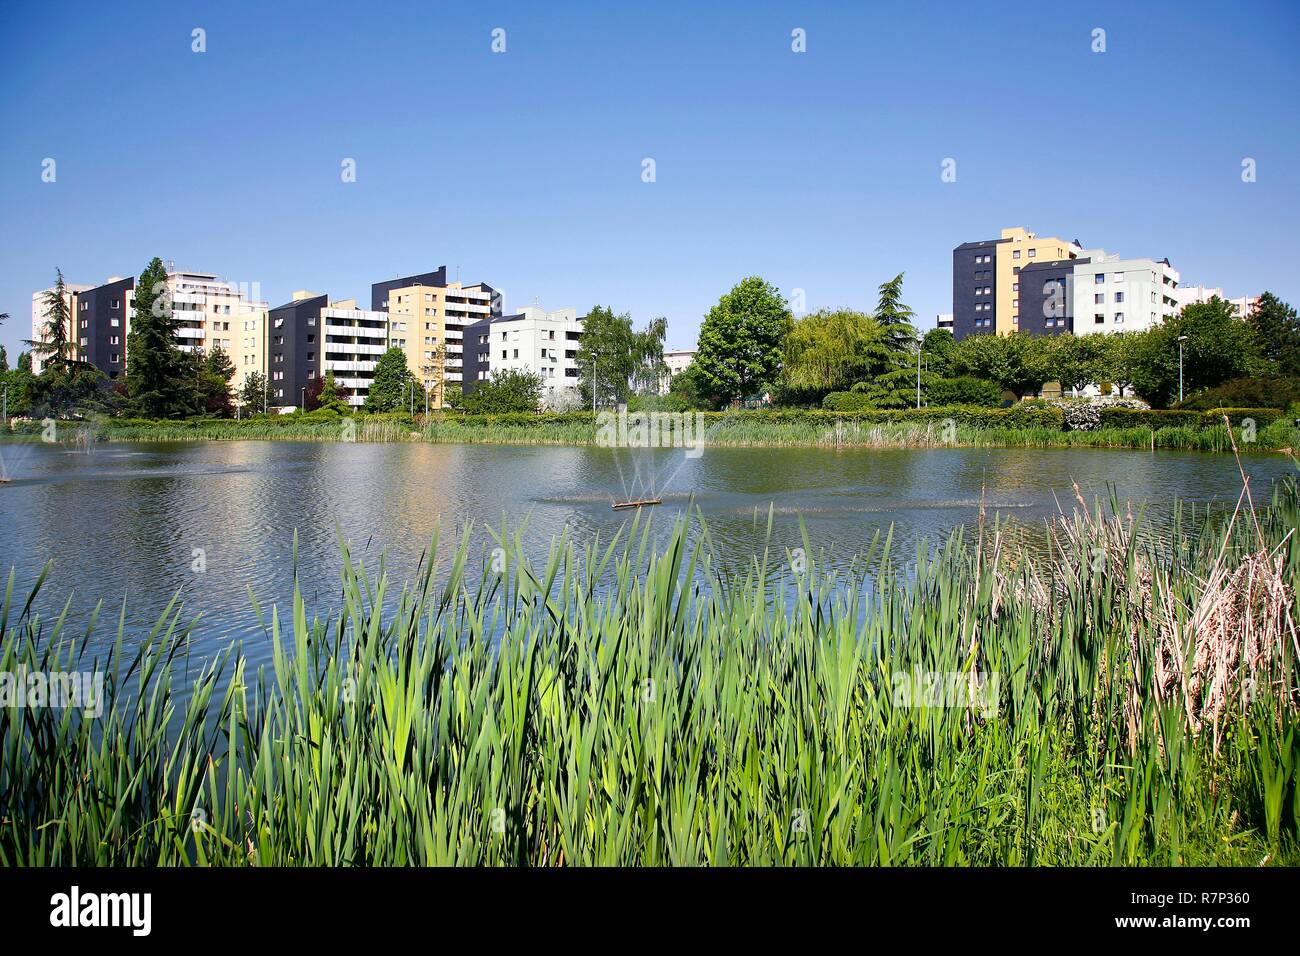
[{"x1": 0, "y1": 439, "x2": 1293, "y2": 672}]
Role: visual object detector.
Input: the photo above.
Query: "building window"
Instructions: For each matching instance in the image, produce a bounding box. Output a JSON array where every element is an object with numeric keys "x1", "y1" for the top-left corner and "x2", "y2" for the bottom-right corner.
[
  {"x1": 1114, "y1": 292, "x2": 1124, "y2": 303},
  {"x1": 1012, "y1": 283, "x2": 1018, "y2": 292},
  {"x1": 1114, "y1": 312, "x2": 1124, "y2": 323},
  {"x1": 1012, "y1": 250, "x2": 1021, "y2": 260},
  {"x1": 1027, "y1": 249, "x2": 1036, "y2": 258},
  {"x1": 1095, "y1": 274, "x2": 1105, "y2": 284},
  {"x1": 1095, "y1": 314, "x2": 1104, "y2": 324},
  {"x1": 1094, "y1": 293, "x2": 1104, "y2": 304}
]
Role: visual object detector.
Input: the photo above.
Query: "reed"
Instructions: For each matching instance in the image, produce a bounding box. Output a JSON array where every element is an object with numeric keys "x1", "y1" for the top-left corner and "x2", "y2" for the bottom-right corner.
[
  {"x1": 54, "y1": 413, "x2": 1297, "y2": 453},
  {"x1": 2, "y1": 480, "x2": 1298, "y2": 866}
]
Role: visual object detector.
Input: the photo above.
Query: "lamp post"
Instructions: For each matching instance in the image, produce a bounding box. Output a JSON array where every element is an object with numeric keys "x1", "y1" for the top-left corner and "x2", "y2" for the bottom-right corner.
[
  {"x1": 300, "y1": 386, "x2": 306, "y2": 413},
  {"x1": 915, "y1": 338, "x2": 924, "y2": 409},
  {"x1": 1177, "y1": 335, "x2": 1188, "y2": 403},
  {"x1": 2, "y1": 382, "x2": 7, "y2": 428}
]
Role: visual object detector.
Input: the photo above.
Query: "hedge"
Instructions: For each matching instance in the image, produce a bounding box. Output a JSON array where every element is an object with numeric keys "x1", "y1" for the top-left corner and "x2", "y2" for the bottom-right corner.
[{"x1": 1098, "y1": 407, "x2": 1285, "y2": 430}]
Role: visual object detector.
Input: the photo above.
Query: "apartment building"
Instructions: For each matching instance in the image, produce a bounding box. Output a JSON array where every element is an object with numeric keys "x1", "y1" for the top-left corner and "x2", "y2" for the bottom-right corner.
[
  {"x1": 1070, "y1": 251, "x2": 1180, "y2": 334},
  {"x1": 1172, "y1": 284, "x2": 1259, "y2": 319},
  {"x1": 266, "y1": 292, "x2": 389, "y2": 409},
  {"x1": 30, "y1": 280, "x2": 96, "y2": 374},
  {"x1": 952, "y1": 227, "x2": 1081, "y2": 340},
  {"x1": 321, "y1": 299, "x2": 389, "y2": 407},
  {"x1": 464, "y1": 306, "x2": 584, "y2": 398},
  {"x1": 372, "y1": 267, "x2": 500, "y2": 408},
  {"x1": 935, "y1": 314, "x2": 953, "y2": 332},
  {"x1": 1013, "y1": 251, "x2": 1180, "y2": 336},
  {"x1": 659, "y1": 348, "x2": 697, "y2": 394},
  {"x1": 30, "y1": 269, "x2": 267, "y2": 387},
  {"x1": 266, "y1": 292, "x2": 327, "y2": 410}
]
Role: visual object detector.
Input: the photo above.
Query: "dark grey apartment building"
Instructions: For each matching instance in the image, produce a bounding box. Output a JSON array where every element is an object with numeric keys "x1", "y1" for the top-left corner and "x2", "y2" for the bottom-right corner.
[
  {"x1": 266, "y1": 294, "x2": 327, "y2": 407},
  {"x1": 1014, "y1": 258, "x2": 1091, "y2": 337},
  {"x1": 71, "y1": 276, "x2": 133, "y2": 378}
]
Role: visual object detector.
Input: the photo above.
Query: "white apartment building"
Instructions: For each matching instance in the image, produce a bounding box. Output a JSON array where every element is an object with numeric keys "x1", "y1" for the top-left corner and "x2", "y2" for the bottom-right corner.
[
  {"x1": 936, "y1": 313, "x2": 954, "y2": 331},
  {"x1": 321, "y1": 299, "x2": 389, "y2": 407},
  {"x1": 659, "y1": 348, "x2": 697, "y2": 394},
  {"x1": 1070, "y1": 250, "x2": 1180, "y2": 334},
  {"x1": 476, "y1": 306, "x2": 583, "y2": 397},
  {"x1": 1172, "y1": 284, "x2": 1259, "y2": 319}
]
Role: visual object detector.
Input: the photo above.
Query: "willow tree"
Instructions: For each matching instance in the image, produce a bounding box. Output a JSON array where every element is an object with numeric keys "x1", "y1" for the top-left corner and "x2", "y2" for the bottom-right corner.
[{"x1": 781, "y1": 309, "x2": 893, "y2": 401}]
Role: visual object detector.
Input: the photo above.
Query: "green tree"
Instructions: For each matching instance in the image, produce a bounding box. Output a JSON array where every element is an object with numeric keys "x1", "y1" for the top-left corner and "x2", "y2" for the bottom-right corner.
[
  {"x1": 193, "y1": 346, "x2": 236, "y2": 417},
  {"x1": 1048, "y1": 333, "x2": 1106, "y2": 397},
  {"x1": 28, "y1": 269, "x2": 75, "y2": 373},
  {"x1": 780, "y1": 309, "x2": 893, "y2": 403},
  {"x1": 1134, "y1": 298, "x2": 1263, "y2": 407},
  {"x1": 126, "y1": 257, "x2": 191, "y2": 418},
  {"x1": 695, "y1": 277, "x2": 792, "y2": 406},
  {"x1": 0, "y1": 344, "x2": 8, "y2": 373},
  {"x1": 920, "y1": 328, "x2": 956, "y2": 377},
  {"x1": 365, "y1": 347, "x2": 416, "y2": 412},
  {"x1": 1247, "y1": 292, "x2": 1300, "y2": 375},
  {"x1": 576, "y1": 306, "x2": 636, "y2": 407},
  {"x1": 452, "y1": 368, "x2": 543, "y2": 413},
  {"x1": 873, "y1": 273, "x2": 918, "y2": 351},
  {"x1": 952, "y1": 332, "x2": 1049, "y2": 400},
  {"x1": 1095, "y1": 331, "x2": 1142, "y2": 397},
  {"x1": 238, "y1": 370, "x2": 269, "y2": 413}
]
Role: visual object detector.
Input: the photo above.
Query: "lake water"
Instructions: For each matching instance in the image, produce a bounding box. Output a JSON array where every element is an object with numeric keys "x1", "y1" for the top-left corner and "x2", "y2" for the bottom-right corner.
[{"x1": 0, "y1": 439, "x2": 1295, "y2": 669}]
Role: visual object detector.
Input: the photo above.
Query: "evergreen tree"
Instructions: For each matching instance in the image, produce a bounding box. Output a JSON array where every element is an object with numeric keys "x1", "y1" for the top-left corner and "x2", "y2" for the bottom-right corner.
[
  {"x1": 873, "y1": 273, "x2": 918, "y2": 352},
  {"x1": 27, "y1": 269, "x2": 74, "y2": 372},
  {"x1": 365, "y1": 347, "x2": 416, "y2": 412},
  {"x1": 0, "y1": 344, "x2": 8, "y2": 373},
  {"x1": 126, "y1": 257, "x2": 190, "y2": 418},
  {"x1": 1247, "y1": 292, "x2": 1300, "y2": 376}
]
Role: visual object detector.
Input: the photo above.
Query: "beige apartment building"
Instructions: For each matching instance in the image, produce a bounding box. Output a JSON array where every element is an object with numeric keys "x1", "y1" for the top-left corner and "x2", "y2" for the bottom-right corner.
[{"x1": 373, "y1": 268, "x2": 497, "y2": 408}]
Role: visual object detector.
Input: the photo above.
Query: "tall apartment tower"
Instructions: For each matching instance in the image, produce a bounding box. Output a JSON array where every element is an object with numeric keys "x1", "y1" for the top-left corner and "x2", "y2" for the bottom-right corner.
[
  {"x1": 951, "y1": 227, "x2": 1080, "y2": 340},
  {"x1": 371, "y1": 267, "x2": 499, "y2": 408}
]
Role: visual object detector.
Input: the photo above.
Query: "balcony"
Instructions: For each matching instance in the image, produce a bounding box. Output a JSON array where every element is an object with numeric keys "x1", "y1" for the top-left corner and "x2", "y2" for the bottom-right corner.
[
  {"x1": 176, "y1": 327, "x2": 206, "y2": 339},
  {"x1": 324, "y1": 360, "x2": 377, "y2": 373}
]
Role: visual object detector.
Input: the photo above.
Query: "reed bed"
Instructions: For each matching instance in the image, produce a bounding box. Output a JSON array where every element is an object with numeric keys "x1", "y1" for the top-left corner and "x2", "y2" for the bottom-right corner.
[
  {"x1": 2, "y1": 477, "x2": 1299, "y2": 866},
  {"x1": 12, "y1": 413, "x2": 1295, "y2": 452}
]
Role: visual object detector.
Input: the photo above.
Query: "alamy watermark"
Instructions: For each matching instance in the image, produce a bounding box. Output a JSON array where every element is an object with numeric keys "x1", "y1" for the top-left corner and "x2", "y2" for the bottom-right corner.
[
  {"x1": 0, "y1": 668, "x2": 104, "y2": 717},
  {"x1": 596, "y1": 410, "x2": 707, "y2": 458},
  {"x1": 891, "y1": 668, "x2": 999, "y2": 718}
]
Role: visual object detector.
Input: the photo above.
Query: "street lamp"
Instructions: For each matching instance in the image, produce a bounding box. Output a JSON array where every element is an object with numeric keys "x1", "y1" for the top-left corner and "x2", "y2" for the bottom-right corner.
[
  {"x1": 915, "y1": 338, "x2": 925, "y2": 409},
  {"x1": 301, "y1": 386, "x2": 306, "y2": 412},
  {"x1": 1176, "y1": 335, "x2": 1188, "y2": 403}
]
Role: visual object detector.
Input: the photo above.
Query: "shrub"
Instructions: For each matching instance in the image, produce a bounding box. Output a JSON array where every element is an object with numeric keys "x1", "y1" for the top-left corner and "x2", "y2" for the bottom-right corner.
[
  {"x1": 1056, "y1": 402, "x2": 1102, "y2": 432},
  {"x1": 1202, "y1": 407, "x2": 1284, "y2": 427},
  {"x1": 1175, "y1": 376, "x2": 1300, "y2": 412},
  {"x1": 927, "y1": 376, "x2": 1002, "y2": 407},
  {"x1": 1099, "y1": 408, "x2": 1205, "y2": 430}
]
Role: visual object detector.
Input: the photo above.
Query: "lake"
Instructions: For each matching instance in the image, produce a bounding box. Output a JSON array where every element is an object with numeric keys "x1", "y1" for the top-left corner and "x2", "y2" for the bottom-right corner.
[{"x1": 0, "y1": 439, "x2": 1294, "y2": 669}]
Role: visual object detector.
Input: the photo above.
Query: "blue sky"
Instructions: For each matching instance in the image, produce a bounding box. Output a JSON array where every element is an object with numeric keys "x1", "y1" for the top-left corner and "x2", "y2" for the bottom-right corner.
[{"x1": 2, "y1": 0, "x2": 1297, "y2": 359}]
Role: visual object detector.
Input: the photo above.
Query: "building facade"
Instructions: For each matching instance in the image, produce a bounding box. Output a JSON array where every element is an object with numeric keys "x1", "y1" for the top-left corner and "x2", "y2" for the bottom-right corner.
[
  {"x1": 952, "y1": 227, "x2": 1081, "y2": 340},
  {"x1": 30, "y1": 281, "x2": 95, "y2": 374},
  {"x1": 464, "y1": 306, "x2": 583, "y2": 399},
  {"x1": 267, "y1": 292, "x2": 327, "y2": 410},
  {"x1": 1069, "y1": 251, "x2": 1180, "y2": 334},
  {"x1": 371, "y1": 267, "x2": 499, "y2": 408},
  {"x1": 321, "y1": 299, "x2": 389, "y2": 407},
  {"x1": 660, "y1": 348, "x2": 697, "y2": 394},
  {"x1": 1172, "y1": 284, "x2": 1259, "y2": 319}
]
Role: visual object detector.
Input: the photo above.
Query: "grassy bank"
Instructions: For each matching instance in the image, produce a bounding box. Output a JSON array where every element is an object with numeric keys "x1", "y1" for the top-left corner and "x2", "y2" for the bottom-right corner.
[
  {"x1": 3, "y1": 476, "x2": 1299, "y2": 865},
  {"x1": 6, "y1": 407, "x2": 1300, "y2": 453}
]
